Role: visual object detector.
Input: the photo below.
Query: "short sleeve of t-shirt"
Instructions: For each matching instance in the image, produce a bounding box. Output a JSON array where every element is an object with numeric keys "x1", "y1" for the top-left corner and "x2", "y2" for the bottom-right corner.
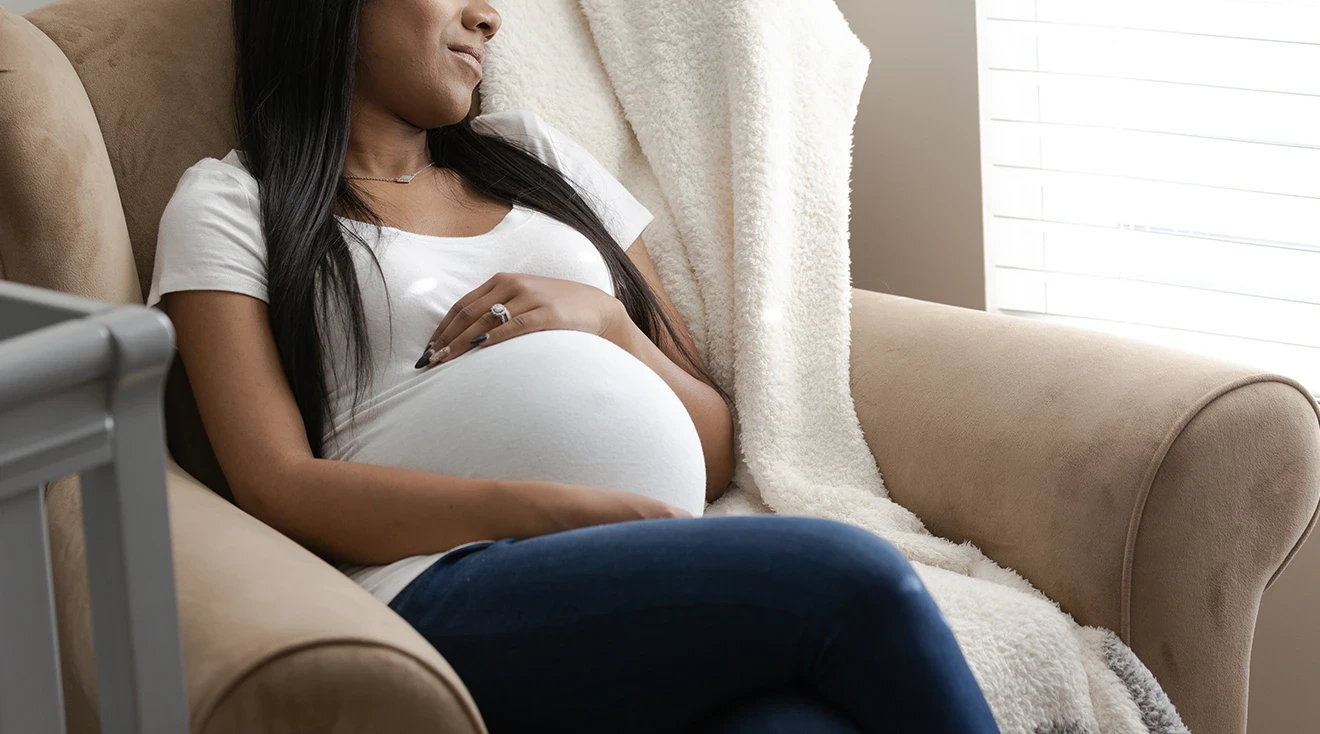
[
  {"x1": 147, "y1": 154, "x2": 268, "y2": 308},
  {"x1": 470, "y1": 109, "x2": 654, "y2": 250}
]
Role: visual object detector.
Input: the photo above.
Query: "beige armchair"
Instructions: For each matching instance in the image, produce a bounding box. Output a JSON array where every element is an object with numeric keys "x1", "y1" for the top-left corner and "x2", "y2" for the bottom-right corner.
[{"x1": 2, "y1": 2, "x2": 1316, "y2": 733}]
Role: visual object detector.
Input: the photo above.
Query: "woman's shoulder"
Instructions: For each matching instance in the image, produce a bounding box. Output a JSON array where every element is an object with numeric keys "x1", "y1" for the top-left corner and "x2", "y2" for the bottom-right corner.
[
  {"x1": 158, "y1": 150, "x2": 263, "y2": 250},
  {"x1": 172, "y1": 150, "x2": 256, "y2": 197},
  {"x1": 149, "y1": 150, "x2": 268, "y2": 309},
  {"x1": 164, "y1": 150, "x2": 260, "y2": 220}
]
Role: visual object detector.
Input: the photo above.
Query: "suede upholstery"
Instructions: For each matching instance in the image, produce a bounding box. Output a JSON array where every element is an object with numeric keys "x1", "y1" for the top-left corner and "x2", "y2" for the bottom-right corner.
[
  {"x1": 24, "y1": 0, "x2": 236, "y2": 300},
  {"x1": 2, "y1": 1, "x2": 1318, "y2": 732},
  {"x1": 43, "y1": 467, "x2": 486, "y2": 734},
  {"x1": 850, "y1": 291, "x2": 1320, "y2": 734},
  {"x1": 0, "y1": 9, "x2": 137, "y2": 304},
  {"x1": 23, "y1": 0, "x2": 240, "y2": 496}
]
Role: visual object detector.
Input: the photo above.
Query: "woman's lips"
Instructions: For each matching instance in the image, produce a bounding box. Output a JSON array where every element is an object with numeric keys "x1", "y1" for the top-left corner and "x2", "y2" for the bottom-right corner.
[{"x1": 449, "y1": 46, "x2": 483, "y2": 76}]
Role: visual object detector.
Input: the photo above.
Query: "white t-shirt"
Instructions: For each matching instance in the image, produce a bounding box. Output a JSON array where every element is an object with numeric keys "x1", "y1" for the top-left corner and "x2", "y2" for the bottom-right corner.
[{"x1": 148, "y1": 109, "x2": 707, "y2": 603}]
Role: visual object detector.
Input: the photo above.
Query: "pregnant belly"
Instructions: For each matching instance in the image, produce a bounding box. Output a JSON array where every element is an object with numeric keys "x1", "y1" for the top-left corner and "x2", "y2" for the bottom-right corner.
[{"x1": 331, "y1": 330, "x2": 707, "y2": 516}]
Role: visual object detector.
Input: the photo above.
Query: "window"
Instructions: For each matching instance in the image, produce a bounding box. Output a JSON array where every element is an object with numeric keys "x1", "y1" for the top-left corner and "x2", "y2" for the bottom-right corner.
[{"x1": 977, "y1": 0, "x2": 1320, "y2": 394}]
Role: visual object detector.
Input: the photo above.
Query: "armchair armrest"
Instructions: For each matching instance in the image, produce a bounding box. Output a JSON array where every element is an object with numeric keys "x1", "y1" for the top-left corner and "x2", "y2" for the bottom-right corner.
[
  {"x1": 848, "y1": 289, "x2": 1320, "y2": 734},
  {"x1": 46, "y1": 462, "x2": 487, "y2": 734}
]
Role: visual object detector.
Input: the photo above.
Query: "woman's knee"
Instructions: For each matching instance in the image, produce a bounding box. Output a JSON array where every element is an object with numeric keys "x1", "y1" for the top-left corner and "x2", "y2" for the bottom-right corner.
[
  {"x1": 717, "y1": 516, "x2": 933, "y2": 618},
  {"x1": 785, "y1": 520, "x2": 946, "y2": 643}
]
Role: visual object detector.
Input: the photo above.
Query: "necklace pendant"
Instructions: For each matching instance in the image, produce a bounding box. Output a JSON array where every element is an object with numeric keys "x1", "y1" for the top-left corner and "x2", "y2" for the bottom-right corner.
[{"x1": 396, "y1": 174, "x2": 416, "y2": 183}]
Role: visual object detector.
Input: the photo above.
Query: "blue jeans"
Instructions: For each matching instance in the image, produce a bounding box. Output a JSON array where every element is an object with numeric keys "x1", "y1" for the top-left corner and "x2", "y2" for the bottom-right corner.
[{"x1": 388, "y1": 516, "x2": 998, "y2": 734}]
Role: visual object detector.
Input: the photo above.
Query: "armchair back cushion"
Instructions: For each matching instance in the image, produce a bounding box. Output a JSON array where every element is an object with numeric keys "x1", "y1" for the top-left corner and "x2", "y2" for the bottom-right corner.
[{"x1": 21, "y1": 0, "x2": 248, "y2": 496}]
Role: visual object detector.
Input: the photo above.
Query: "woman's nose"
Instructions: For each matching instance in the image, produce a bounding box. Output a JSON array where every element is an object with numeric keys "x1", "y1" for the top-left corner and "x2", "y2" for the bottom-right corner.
[{"x1": 464, "y1": 1, "x2": 502, "y2": 40}]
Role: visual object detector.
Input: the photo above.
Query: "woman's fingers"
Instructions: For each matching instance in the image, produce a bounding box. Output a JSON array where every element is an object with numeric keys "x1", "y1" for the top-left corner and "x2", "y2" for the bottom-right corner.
[
  {"x1": 443, "y1": 302, "x2": 546, "y2": 361},
  {"x1": 424, "y1": 292, "x2": 496, "y2": 350},
  {"x1": 424, "y1": 306, "x2": 500, "y2": 366},
  {"x1": 426, "y1": 274, "x2": 507, "y2": 347},
  {"x1": 427, "y1": 304, "x2": 549, "y2": 367},
  {"x1": 415, "y1": 301, "x2": 501, "y2": 368},
  {"x1": 416, "y1": 272, "x2": 615, "y2": 369}
]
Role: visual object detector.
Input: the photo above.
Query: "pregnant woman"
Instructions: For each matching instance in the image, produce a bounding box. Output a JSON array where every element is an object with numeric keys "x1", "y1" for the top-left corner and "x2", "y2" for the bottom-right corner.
[{"x1": 149, "y1": 0, "x2": 998, "y2": 732}]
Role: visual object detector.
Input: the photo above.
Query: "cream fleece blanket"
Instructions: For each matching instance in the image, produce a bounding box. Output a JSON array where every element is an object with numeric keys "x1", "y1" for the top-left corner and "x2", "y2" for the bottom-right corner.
[{"x1": 482, "y1": 1, "x2": 1187, "y2": 731}]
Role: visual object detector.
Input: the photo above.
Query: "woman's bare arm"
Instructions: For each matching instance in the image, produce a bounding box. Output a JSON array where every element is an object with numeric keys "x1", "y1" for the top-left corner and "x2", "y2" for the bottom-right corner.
[
  {"x1": 165, "y1": 290, "x2": 685, "y2": 565},
  {"x1": 619, "y1": 237, "x2": 736, "y2": 502}
]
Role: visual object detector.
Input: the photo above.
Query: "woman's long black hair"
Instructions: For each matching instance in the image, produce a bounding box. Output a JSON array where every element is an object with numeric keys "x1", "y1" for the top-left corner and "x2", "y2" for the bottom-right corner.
[{"x1": 233, "y1": 0, "x2": 728, "y2": 456}]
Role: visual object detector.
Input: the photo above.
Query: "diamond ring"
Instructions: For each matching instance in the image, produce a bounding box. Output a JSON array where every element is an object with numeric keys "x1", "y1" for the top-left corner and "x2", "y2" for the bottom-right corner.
[{"x1": 491, "y1": 303, "x2": 510, "y2": 324}]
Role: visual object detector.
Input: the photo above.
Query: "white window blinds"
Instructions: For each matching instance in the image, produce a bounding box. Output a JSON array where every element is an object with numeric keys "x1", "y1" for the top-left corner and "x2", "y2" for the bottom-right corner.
[{"x1": 978, "y1": 0, "x2": 1320, "y2": 394}]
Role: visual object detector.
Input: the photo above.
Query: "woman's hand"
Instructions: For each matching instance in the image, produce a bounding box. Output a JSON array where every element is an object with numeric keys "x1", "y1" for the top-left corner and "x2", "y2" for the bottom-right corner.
[
  {"x1": 415, "y1": 272, "x2": 629, "y2": 368},
  {"x1": 553, "y1": 483, "x2": 694, "y2": 525},
  {"x1": 497, "y1": 480, "x2": 693, "y2": 536}
]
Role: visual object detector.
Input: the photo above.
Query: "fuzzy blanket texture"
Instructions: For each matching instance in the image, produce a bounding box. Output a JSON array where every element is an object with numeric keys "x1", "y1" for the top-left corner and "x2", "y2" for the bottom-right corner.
[{"x1": 480, "y1": 1, "x2": 1189, "y2": 732}]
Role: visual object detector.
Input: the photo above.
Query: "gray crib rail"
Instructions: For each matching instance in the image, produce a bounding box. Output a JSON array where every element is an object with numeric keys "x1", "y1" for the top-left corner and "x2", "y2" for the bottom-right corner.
[{"x1": 0, "y1": 281, "x2": 188, "y2": 733}]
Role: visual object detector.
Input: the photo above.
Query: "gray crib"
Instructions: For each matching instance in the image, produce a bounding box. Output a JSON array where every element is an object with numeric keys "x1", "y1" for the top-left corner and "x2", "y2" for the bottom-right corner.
[{"x1": 0, "y1": 281, "x2": 188, "y2": 733}]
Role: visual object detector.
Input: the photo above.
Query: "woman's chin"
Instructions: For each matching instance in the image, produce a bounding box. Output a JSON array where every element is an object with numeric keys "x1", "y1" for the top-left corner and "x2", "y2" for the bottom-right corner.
[{"x1": 401, "y1": 93, "x2": 477, "y2": 130}]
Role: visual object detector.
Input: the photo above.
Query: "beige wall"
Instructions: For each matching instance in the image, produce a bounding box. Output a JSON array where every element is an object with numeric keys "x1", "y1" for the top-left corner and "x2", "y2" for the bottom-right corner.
[
  {"x1": 836, "y1": 0, "x2": 986, "y2": 311},
  {"x1": 1248, "y1": 540, "x2": 1320, "y2": 734}
]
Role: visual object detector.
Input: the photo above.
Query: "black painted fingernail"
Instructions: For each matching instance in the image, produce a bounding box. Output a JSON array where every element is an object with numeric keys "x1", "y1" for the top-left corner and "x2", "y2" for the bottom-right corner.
[
  {"x1": 414, "y1": 350, "x2": 433, "y2": 369},
  {"x1": 469, "y1": 333, "x2": 489, "y2": 346}
]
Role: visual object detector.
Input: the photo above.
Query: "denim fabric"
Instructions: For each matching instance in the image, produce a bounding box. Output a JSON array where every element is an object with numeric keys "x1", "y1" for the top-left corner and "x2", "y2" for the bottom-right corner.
[{"x1": 388, "y1": 516, "x2": 999, "y2": 733}]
